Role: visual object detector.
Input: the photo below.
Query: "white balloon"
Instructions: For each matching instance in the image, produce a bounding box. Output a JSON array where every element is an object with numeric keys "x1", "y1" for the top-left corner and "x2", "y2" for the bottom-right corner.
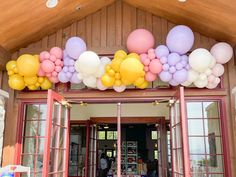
[
  {"x1": 77, "y1": 73, "x2": 84, "y2": 80},
  {"x1": 97, "y1": 79, "x2": 107, "y2": 91},
  {"x1": 212, "y1": 64, "x2": 224, "y2": 77},
  {"x1": 194, "y1": 77, "x2": 208, "y2": 88},
  {"x1": 204, "y1": 68, "x2": 212, "y2": 76},
  {"x1": 206, "y1": 82, "x2": 218, "y2": 89},
  {"x1": 199, "y1": 73, "x2": 207, "y2": 81},
  {"x1": 181, "y1": 81, "x2": 192, "y2": 87},
  {"x1": 113, "y1": 85, "x2": 126, "y2": 92},
  {"x1": 209, "y1": 57, "x2": 216, "y2": 68},
  {"x1": 210, "y1": 42, "x2": 233, "y2": 64},
  {"x1": 189, "y1": 48, "x2": 213, "y2": 73},
  {"x1": 94, "y1": 65, "x2": 105, "y2": 78},
  {"x1": 75, "y1": 51, "x2": 101, "y2": 75},
  {"x1": 100, "y1": 57, "x2": 111, "y2": 65},
  {"x1": 83, "y1": 76, "x2": 97, "y2": 88},
  {"x1": 187, "y1": 69, "x2": 199, "y2": 83}
]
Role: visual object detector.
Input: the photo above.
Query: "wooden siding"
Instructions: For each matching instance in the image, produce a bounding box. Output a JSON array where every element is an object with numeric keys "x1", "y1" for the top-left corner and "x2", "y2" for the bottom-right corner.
[{"x1": 3, "y1": 1, "x2": 236, "y2": 176}]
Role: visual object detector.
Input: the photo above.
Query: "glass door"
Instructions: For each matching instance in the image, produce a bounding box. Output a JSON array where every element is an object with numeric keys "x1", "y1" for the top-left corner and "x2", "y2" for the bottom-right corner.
[
  {"x1": 42, "y1": 90, "x2": 71, "y2": 177},
  {"x1": 170, "y1": 87, "x2": 190, "y2": 177}
]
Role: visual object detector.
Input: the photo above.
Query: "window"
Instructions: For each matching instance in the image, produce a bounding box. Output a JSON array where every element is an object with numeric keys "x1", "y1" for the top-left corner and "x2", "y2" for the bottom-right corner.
[
  {"x1": 151, "y1": 130, "x2": 157, "y2": 140},
  {"x1": 154, "y1": 150, "x2": 158, "y2": 160},
  {"x1": 21, "y1": 104, "x2": 47, "y2": 177},
  {"x1": 187, "y1": 101, "x2": 225, "y2": 176},
  {"x1": 98, "y1": 131, "x2": 105, "y2": 140}
]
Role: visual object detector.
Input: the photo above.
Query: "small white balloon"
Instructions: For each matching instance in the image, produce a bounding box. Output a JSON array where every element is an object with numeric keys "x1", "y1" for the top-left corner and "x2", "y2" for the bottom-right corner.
[
  {"x1": 189, "y1": 48, "x2": 213, "y2": 73},
  {"x1": 209, "y1": 57, "x2": 216, "y2": 68},
  {"x1": 187, "y1": 69, "x2": 199, "y2": 83},
  {"x1": 77, "y1": 73, "x2": 84, "y2": 80},
  {"x1": 100, "y1": 57, "x2": 111, "y2": 65},
  {"x1": 181, "y1": 81, "x2": 192, "y2": 87},
  {"x1": 194, "y1": 77, "x2": 208, "y2": 88},
  {"x1": 206, "y1": 82, "x2": 218, "y2": 89},
  {"x1": 113, "y1": 85, "x2": 126, "y2": 92},
  {"x1": 204, "y1": 68, "x2": 212, "y2": 76},
  {"x1": 94, "y1": 65, "x2": 105, "y2": 78},
  {"x1": 75, "y1": 51, "x2": 101, "y2": 75},
  {"x1": 83, "y1": 76, "x2": 97, "y2": 88},
  {"x1": 210, "y1": 42, "x2": 233, "y2": 64},
  {"x1": 199, "y1": 73, "x2": 207, "y2": 81},
  {"x1": 97, "y1": 79, "x2": 107, "y2": 91}
]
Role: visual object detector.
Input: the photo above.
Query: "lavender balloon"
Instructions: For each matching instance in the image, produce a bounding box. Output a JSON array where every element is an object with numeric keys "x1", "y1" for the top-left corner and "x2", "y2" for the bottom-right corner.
[
  {"x1": 168, "y1": 53, "x2": 181, "y2": 66},
  {"x1": 65, "y1": 37, "x2": 87, "y2": 59},
  {"x1": 176, "y1": 63, "x2": 183, "y2": 70},
  {"x1": 162, "y1": 64, "x2": 170, "y2": 71},
  {"x1": 169, "y1": 79, "x2": 179, "y2": 86},
  {"x1": 155, "y1": 45, "x2": 169, "y2": 58},
  {"x1": 173, "y1": 69, "x2": 188, "y2": 84},
  {"x1": 58, "y1": 71, "x2": 70, "y2": 83},
  {"x1": 166, "y1": 25, "x2": 194, "y2": 55},
  {"x1": 160, "y1": 56, "x2": 168, "y2": 64},
  {"x1": 70, "y1": 72, "x2": 82, "y2": 84},
  {"x1": 159, "y1": 71, "x2": 172, "y2": 82}
]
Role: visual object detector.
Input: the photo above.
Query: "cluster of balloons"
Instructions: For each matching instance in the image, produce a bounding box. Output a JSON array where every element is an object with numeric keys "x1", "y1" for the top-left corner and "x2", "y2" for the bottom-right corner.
[
  {"x1": 6, "y1": 24, "x2": 233, "y2": 92},
  {"x1": 6, "y1": 54, "x2": 52, "y2": 90},
  {"x1": 38, "y1": 47, "x2": 64, "y2": 83},
  {"x1": 75, "y1": 51, "x2": 111, "y2": 88},
  {"x1": 156, "y1": 25, "x2": 194, "y2": 86},
  {"x1": 58, "y1": 37, "x2": 87, "y2": 84},
  {"x1": 183, "y1": 42, "x2": 233, "y2": 88},
  {"x1": 101, "y1": 50, "x2": 148, "y2": 92},
  {"x1": 140, "y1": 48, "x2": 162, "y2": 82}
]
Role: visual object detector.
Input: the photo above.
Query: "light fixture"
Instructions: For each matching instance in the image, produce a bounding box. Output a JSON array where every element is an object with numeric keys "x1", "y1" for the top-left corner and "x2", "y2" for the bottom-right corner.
[
  {"x1": 79, "y1": 101, "x2": 87, "y2": 106},
  {"x1": 46, "y1": 0, "x2": 59, "y2": 8},
  {"x1": 104, "y1": 124, "x2": 109, "y2": 129},
  {"x1": 152, "y1": 100, "x2": 159, "y2": 106},
  {"x1": 178, "y1": 0, "x2": 187, "y2": 2}
]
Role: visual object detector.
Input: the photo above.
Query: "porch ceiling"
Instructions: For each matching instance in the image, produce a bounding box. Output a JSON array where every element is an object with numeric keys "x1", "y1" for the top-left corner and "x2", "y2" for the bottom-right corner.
[{"x1": 0, "y1": 0, "x2": 236, "y2": 53}]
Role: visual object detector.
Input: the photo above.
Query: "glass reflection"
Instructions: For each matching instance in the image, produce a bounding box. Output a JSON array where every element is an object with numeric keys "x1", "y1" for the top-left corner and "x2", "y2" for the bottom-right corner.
[
  {"x1": 207, "y1": 155, "x2": 224, "y2": 173},
  {"x1": 187, "y1": 102, "x2": 203, "y2": 118},
  {"x1": 190, "y1": 155, "x2": 206, "y2": 173},
  {"x1": 203, "y1": 102, "x2": 219, "y2": 118},
  {"x1": 205, "y1": 136, "x2": 222, "y2": 155},
  {"x1": 189, "y1": 137, "x2": 205, "y2": 154},
  {"x1": 188, "y1": 120, "x2": 204, "y2": 136},
  {"x1": 204, "y1": 119, "x2": 221, "y2": 136}
]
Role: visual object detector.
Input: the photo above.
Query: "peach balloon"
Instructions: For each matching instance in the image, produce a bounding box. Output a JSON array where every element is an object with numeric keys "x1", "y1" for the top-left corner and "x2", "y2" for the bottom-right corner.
[
  {"x1": 149, "y1": 59, "x2": 162, "y2": 74},
  {"x1": 145, "y1": 71, "x2": 157, "y2": 82},
  {"x1": 126, "y1": 29, "x2": 155, "y2": 54}
]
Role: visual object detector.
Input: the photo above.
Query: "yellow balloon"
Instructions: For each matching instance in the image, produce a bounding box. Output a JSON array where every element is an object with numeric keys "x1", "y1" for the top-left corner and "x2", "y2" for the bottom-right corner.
[
  {"x1": 115, "y1": 73, "x2": 121, "y2": 80},
  {"x1": 127, "y1": 53, "x2": 140, "y2": 61},
  {"x1": 35, "y1": 82, "x2": 40, "y2": 87},
  {"x1": 24, "y1": 76, "x2": 38, "y2": 85},
  {"x1": 114, "y1": 50, "x2": 127, "y2": 59},
  {"x1": 17, "y1": 54, "x2": 40, "y2": 76},
  {"x1": 101, "y1": 74, "x2": 115, "y2": 87},
  {"x1": 6, "y1": 60, "x2": 17, "y2": 71},
  {"x1": 121, "y1": 78, "x2": 132, "y2": 86},
  {"x1": 13, "y1": 67, "x2": 18, "y2": 73},
  {"x1": 111, "y1": 58, "x2": 123, "y2": 72},
  {"x1": 114, "y1": 80, "x2": 122, "y2": 86},
  {"x1": 8, "y1": 74, "x2": 25, "y2": 90},
  {"x1": 28, "y1": 85, "x2": 39, "y2": 90},
  {"x1": 41, "y1": 78, "x2": 52, "y2": 90},
  {"x1": 108, "y1": 69, "x2": 115, "y2": 77},
  {"x1": 134, "y1": 77, "x2": 145, "y2": 87},
  {"x1": 38, "y1": 77, "x2": 44, "y2": 84},
  {"x1": 105, "y1": 65, "x2": 111, "y2": 72},
  {"x1": 7, "y1": 70, "x2": 14, "y2": 76},
  {"x1": 137, "y1": 81, "x2": 149, "y2": 89},
  {"x1": 120, "y1": 57, "x2": 144, "y2": 84}
]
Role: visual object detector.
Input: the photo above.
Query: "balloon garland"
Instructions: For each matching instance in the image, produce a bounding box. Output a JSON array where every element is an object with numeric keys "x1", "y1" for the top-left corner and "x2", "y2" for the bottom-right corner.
[{"x1": 6, "y1": 25, "x2": 233, "y2": 92}]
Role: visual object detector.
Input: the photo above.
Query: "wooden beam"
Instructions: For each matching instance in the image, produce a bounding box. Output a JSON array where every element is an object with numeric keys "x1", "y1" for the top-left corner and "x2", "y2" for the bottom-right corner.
[{"x1": 0, "y1": 46, "x2": 11, "y2": 71}]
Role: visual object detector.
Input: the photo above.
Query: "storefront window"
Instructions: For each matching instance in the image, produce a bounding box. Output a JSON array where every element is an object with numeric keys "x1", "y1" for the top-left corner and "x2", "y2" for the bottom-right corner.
[
  {"x1": 21, "y1": 104, "x2": 47, "y2": 177},
  {"x1": 186, "y1": 101, "x2": 224, "y2": 177}
]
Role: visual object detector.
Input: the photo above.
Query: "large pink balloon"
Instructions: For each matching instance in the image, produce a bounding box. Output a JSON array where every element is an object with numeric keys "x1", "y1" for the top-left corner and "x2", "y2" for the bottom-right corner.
[
  {"x1": 210, "y1": 42, "x2": 233, "y2": 64},
  {"x1": 126, "y1": 29, "x2": 155, "y2": 54},
  {"x1": 50, "y1": 47, "x2": 63, "y2": 59},
  {"x1": 145, "y1": 72, "x2": 157, "y2": 82},
  {"x1": 41, "y1": 60, "x2": 55, "y2": 73},
  {"x1": 149, "y1": 59, "x2": 162, "y2": 74}
]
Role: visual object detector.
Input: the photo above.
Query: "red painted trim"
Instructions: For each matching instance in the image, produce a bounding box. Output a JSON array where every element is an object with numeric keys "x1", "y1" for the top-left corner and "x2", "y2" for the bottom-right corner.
[
  {"x1": 179, "y1": 87, "x2": 191, "y2": 177},
  {"x1": 64, "y1": 106, "x2": 70, "y2": 177},
  {"x1": 117, "y1": 103, "x2": 121, "y2": 177}
]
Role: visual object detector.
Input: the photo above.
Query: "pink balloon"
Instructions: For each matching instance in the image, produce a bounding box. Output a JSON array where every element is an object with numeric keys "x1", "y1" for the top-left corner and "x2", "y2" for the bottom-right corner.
[
  {"x1": 127, "y1": 29, "x2": 155, "y2": 54},
  {"x1": 140, "y1": 54, "x2": 148, "y2": 62},
  {"x1": 52, "y1": 71, "x2": 58, "y2": 77},
  {"x1": 60, "y1": 61, "x2": 64, "y2": 67},
  {"x1": 41, "y1": 60, "x2": 55, "y2": 73},
  {"x1": 46, "y1": 73, "x2": 52, "y2": 77},
  {"x1": 208, "y1": 75, "x2": 216, "y2": 83},
  {"x1": 210, "y1": 42, "x2": 233, "y2": 64},
  {"x1": 49, "y1": 76, "x2": 59, "y2": 83},
  {"x1": 55, "y1": 65, "x2": 62, "y2": 72},
  {"x1": 37, "y1": 67, "x2": 45, "y2": 76},
  {"x1": 148, "y1": 53, "x2": 156, "y2": 60},
  {"x1": 55, "y1": 59, "x2": 62, "y2": 66},
  {"x1": 214, "y1": 77, "x2": 221, "y2": 84},
  {"x1": 149, "y1": 59, "x2": 162, "y2": 74},
  {"x1": 50, "y1": 55, "x2": 57, "y2": 62},
  {"x1": 144, "y1": 66, "x2": 149, "y2": 72},
  {"x1": 39, "y1": 51, "x2": 50, "y2": 61},
  {"x1": 148, "y1": 48, "x2": 155, "y2": 54},
  {"x1": 97, "y1": 79, "x2": 107, "y2": 91},
  {"x1": 50, "y1": 47, "x2": 63, "y2": 59},
  {"x1": 212, "y1": 64, "x2": 224, "y2": 77},
  {"x1": 143, "y1": 59, "x2": 151, "y2": 66},
  {"x1": 145, "y1": 71, "x2": 157, "y2": 82}
]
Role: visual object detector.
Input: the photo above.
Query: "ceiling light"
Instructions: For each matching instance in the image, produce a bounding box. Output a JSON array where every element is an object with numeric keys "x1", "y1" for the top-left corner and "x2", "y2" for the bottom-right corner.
[
  {"x1": 46, "y1": 0, "x2": 59, "y2": 8},
  {"x1": 178, "y1": 0, "x2": 187, "y2": 2},
  {"x1": 104, "y1": 125, "x2": 109, "y2": 129}
]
